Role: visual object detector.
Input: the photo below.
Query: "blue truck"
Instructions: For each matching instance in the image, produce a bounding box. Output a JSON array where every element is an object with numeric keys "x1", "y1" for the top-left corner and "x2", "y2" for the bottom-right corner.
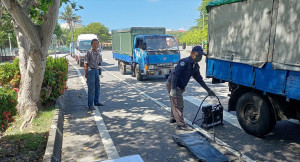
[
  {"x1": 206, "y1": 0, "x2": 300, "y2": 137},
  {"x1": 112, "y1": 27, "x2": 180, "y2": 80}
]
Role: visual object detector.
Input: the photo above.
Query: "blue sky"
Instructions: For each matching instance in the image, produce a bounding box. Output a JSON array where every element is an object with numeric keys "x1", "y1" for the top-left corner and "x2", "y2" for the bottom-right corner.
[{"x1": 58, "y1": 0, "x2": 202, "y2": 31}]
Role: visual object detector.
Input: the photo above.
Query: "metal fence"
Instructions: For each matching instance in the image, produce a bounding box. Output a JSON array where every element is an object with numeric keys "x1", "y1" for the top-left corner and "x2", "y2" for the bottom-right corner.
[
  {"x1": 0, "y1": 48, "x2": 18, "y2": 56},
  {"x1": 48, "y1": 46, "x2": 70, "y2": 55}
]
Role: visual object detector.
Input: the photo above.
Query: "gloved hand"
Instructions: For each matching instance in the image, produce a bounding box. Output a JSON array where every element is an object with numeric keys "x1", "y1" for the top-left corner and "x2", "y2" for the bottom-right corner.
[
  {"x1": 207, "y1": 89, "x2": 216, "y2": 96},
  {"x1": 170, "y1": 89, "x2": 177, "y2": 97}
]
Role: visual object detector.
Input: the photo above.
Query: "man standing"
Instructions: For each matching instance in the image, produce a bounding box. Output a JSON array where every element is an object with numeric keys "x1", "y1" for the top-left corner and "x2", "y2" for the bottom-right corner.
[
  {"x1": 84, "y1": 39, "x2": 104, "y2": 110},
  {"x1": 166, "y1": 46, "x2": 215, "y2": 131}
]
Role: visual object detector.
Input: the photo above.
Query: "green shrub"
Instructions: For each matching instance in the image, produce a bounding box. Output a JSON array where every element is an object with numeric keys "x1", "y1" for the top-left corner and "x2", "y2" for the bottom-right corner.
[
  {"x1": 0, "y1": 88, "x2": 17, "y2": 131},
  {"x1": 0, "y1": 58, "x2": 20, "y2": 88},
  {"x1": 41, "y1": 57, "x2": 68, "y2": 104}
]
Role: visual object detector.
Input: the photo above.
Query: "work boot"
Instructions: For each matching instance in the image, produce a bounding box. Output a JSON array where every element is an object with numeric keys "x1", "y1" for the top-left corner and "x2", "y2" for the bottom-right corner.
[
  {"x1": 94, "y1": 103, "x2": 105, "y2": 106},
  {"x1": 170, "y1": 119, "x2": 176, "y2": 123},
  {"x1": 177, "y1": 125, "x2": 193, "y2": 131},
  {"x1": 89, "y1": 106, "x2": 95, "y2": 110}
]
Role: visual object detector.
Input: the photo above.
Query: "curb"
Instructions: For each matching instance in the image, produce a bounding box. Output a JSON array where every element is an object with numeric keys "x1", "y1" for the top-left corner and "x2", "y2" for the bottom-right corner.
[{"x1": 43, "y1": 95, "x2": 64, "y2": 162}]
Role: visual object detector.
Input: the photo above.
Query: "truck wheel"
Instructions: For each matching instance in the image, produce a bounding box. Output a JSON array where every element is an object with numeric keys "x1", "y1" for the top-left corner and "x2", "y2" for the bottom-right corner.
[
  {"x1": 135, "y1": 64, "x2": 143, "y2": 81},
  {"x1": 236, "y1": 92, "x2": 276, "y2": 137},
  {"x1": 119, "y1": 62, "x2": 126, "y2": 75}
]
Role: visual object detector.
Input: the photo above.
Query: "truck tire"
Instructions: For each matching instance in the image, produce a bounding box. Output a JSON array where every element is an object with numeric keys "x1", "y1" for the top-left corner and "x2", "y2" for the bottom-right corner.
[
  {"x1": 236, "y1": 92, "x2": 276, "y2": 137},
  {"x1": 119, "y1": 62, "x2": 126, "y2": 75},
  {"x1": 135, "y1": 64, "x2": 143, "y2": 81}
]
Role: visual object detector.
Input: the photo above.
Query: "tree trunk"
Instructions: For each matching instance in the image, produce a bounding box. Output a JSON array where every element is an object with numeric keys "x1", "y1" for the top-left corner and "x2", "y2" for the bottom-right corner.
[
  {"x1": 15, "y1": 24, "x2": 49, "y2": 131},
  {"x1": 17, "y1": 44, "x2": 46, "y2": 130}
]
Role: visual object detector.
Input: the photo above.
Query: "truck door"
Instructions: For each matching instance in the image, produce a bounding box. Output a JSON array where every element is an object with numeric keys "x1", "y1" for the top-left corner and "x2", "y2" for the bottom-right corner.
[{"x1": 133, "y1": 37, "x2": 145, "y2": 70}]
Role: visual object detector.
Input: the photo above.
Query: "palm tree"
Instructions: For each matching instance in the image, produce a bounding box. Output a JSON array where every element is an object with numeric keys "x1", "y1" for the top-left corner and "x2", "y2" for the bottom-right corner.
[{"x1": 59, "y1": 5, "x2": 81, "y2": 57}]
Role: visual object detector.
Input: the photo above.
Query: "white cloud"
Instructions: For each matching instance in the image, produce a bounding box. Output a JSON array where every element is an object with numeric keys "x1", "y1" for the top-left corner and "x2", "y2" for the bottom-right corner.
[{"x1": 178, "y1": 27, "x2": 187, "y2": 31}]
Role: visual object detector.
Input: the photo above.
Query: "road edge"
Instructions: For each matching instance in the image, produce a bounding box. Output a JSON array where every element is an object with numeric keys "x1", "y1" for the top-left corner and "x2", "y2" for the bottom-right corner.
[{"x1": 43, "y1": 95, "x2": 64, "y2": 162}]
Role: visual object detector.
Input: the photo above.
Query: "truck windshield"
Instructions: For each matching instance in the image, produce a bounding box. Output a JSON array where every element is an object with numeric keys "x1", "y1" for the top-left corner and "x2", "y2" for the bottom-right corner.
[
  {"x1": 145, "y1": 36, "x2": 178, "y2": 51},
  {"x1": 79, "y1": 41, "x2": 92, "y2": 51}
]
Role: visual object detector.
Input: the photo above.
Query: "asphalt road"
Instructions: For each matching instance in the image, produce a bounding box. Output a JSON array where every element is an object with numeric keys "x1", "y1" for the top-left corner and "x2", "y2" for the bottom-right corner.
[{"x1": 69, "y1": 50, "x2": 300, "y2": 162}]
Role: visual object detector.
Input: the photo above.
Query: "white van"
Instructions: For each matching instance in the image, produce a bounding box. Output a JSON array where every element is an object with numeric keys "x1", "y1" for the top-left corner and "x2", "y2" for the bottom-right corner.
[{"x1": 75, "y1": 34, "x2": 101, "y2": 66}]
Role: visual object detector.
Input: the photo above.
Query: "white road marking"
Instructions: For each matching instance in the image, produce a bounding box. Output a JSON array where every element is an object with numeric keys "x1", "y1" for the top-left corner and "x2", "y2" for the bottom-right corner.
[
  {"x1": 101, "y1": 67, "x2": 254, "y2": 162},
  {"x1": 183, "y1": 96, "x2": 243, "y2": 130},
  {"x1": 289, "y1": 119, "x2": 300, "y2": 125},
  {"x1": 69, "y1": 61, "x2": 120, "y2": 159}
]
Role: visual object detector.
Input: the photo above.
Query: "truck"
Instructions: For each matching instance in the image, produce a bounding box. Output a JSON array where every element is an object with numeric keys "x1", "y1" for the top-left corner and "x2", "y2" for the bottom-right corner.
[
  {"x1": 205, "y1": 0, "x2": 300, "y2": 137},
  {"x1": 112, "y1": 27, "x2": 180, "y2": 80},
  {"x1": 75, "y1": 34, "x2": 101, "y2": 66}
]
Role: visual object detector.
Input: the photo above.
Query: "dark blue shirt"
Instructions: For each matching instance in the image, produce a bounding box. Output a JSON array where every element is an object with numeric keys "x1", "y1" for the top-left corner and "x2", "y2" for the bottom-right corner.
[{"x1": 168, "y1": 56, "x2": 204, "y2": 90}]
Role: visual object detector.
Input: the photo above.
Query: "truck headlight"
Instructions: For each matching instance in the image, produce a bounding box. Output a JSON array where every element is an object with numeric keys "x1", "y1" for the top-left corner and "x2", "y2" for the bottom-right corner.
[{"x1": 149, "y1": 65, "x2": 155, "y2": 69}]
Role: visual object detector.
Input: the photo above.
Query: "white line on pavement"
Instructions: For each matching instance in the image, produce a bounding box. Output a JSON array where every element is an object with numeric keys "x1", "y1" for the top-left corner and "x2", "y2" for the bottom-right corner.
[
  {"x1": 69, "y1": 61, "x2": 120, "y2": 159},
  {"x1": 101, "y1": 67, "x2": 253, "y2": 162},
  {"x1": 289, "y1": 119, "x2": 300, "y2": 125},
  {"x1": 183, "y1": 96, "x2": 243, "y2": 130}
]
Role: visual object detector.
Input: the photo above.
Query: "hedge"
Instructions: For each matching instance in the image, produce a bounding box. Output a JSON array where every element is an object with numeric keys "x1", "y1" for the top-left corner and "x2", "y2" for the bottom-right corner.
[{"x1": 0, "y1": 57, "x2": 68, "y2": 132}]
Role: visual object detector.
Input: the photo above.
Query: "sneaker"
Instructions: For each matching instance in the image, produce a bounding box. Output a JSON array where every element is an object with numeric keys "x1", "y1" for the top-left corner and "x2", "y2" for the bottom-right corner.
[
  {"x1": 169, "y1": 119, "x2": 176, "y2": 123},
  {"x1": 88, "y1": 106, "x2": 95, "y2": 110},
  {"x1": 177, "y1": 125, "x2": 193, "y2": 131},
  {"x1": 94, "y1": 103, "x2": 105, "y2": 106}
]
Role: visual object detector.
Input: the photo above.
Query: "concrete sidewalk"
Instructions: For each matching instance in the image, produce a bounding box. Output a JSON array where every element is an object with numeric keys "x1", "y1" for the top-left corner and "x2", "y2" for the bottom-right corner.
[{"x1": 61, "y1": 59, "x2": 107, "y2": 161}]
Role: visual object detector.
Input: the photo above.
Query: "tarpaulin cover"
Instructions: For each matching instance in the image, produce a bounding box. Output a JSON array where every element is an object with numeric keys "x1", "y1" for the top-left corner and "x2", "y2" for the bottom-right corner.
[
  {"x1": 206, "y1": 0, "x2": 243, "y2": 12},
  {"x1": 207, "y1": 0, "x2": 273, "y2": 68},
  {"x1": 272, "y1": 0, "x2": 300, "y2": 72},
  {"x1": 207, "y1": 0, "x2": 300, "y2": 72}
]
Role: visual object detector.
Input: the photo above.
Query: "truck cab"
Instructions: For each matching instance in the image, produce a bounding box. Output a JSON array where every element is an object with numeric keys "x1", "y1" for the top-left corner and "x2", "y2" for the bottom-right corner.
[{"x1": 132, "y1": 35, "x2": 180, "y2": 80}]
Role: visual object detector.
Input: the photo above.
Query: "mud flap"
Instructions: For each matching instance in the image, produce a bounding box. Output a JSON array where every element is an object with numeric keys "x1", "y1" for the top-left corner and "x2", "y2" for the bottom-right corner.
[{"x1": 172, "y1": 132, "x2": 228, "y2": 162}]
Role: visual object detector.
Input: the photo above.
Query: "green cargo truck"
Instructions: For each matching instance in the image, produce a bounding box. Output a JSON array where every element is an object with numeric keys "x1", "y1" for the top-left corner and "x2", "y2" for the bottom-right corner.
[{"x1": 112, "y1": 27, "x2": 180, "y2": 81}]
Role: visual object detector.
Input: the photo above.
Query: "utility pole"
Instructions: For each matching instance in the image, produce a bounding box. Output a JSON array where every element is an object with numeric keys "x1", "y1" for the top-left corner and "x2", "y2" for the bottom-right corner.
[
  {"x1": 199, "y1": 11, "x2": 205, "y2": 48},
  {"x1": 8, "y1": 33, "x2": 12, "y2": 56},
  {"x1": 70, "y1": 19, "x2": 74, "y2": 57}
]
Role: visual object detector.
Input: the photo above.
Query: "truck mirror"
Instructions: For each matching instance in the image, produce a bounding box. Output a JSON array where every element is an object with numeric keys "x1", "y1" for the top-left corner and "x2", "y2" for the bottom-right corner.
[
  {"x1": 142, "y1": 43, "x2": 146, "y2": 50},
  {"x1": 75, "y1": 46, "x2": 79, "y2": 50}
]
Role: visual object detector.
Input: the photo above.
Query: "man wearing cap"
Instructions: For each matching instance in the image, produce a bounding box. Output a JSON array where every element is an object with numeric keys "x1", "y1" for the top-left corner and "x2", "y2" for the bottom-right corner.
[
  {"x1": 84, "y1": 39, "x2": 105, "y2": 110},
  {"x1": 166, "y1": 46, "x2": 215, "y2": 131}
]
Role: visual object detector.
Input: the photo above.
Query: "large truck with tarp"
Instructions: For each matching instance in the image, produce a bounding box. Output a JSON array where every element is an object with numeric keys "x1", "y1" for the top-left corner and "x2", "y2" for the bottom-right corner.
[
  {"x1": 112, "y1": 27, "x2": 180, "y2": 81},
  {"x1": 206, "y1": 0, "x2": 300, "y2": 137}
]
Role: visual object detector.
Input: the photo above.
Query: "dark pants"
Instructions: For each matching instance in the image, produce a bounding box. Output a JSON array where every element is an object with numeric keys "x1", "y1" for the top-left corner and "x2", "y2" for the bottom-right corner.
[
  {"x1": 87, "y1": 69, "x2": 100, "y2": 107},
  {"x1": 166, "y1": 82, "x2": 185, "y2": 126}
]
